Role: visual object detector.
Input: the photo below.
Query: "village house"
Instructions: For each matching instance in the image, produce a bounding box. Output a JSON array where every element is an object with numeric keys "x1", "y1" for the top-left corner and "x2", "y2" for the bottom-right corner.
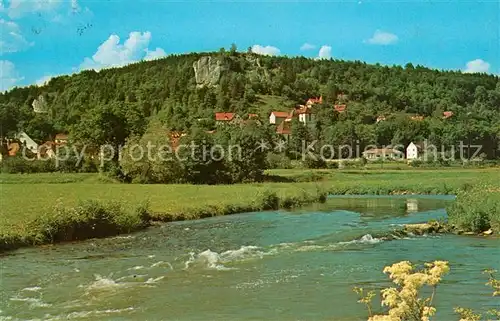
[
  {"x1": 334, "y1": 104, "x2": 347, "y2": 113},
  {"x1": 406, "y1": 142, "x2": 420, "y2": 160},
  {"x1": 362, "y1": 148, "x2": 404, "y2": 160},
  {"x1": 295, "y1": 105, "x2": 315, "y2": 125},
  {"x1": 276, "y1": 120, "x2": 292, "y2": 141},
  {"x1": 376, "y1": 115, "x2": 386, "y2": 123},
  {"x1": 38, "y1": 133, "x2": 69, "y2": 159},
  {"x1": 269, "y1": 111, "x2": 289, "y2": 125},
  {"x1": 38, "y1": 141, "x2": 56, "y2": 159},
  {"x1": 15, "y1": 131, "x2": 39, "y2": 154},
  {"x1": 443, "y1": 111, "x2": 454, "y2": 119},
  {"x1": 306, "y1": 96, "x2": 322, "y2": 107},
  {"x1": 0, "y1": 141, "x2": 21, "y2": 161},
  {"x1": 215, "y1": 112, "x2": 241, "y2": 126}
]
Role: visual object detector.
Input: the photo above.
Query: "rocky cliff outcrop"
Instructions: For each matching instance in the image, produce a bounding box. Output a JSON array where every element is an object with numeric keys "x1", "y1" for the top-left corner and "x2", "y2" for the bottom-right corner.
[
  {"x1": 193, "y1": 56, "x2": 226, "y2": 88},
  {"x1": 32, "y1": 95, "x2": 48, "y2": 113}
]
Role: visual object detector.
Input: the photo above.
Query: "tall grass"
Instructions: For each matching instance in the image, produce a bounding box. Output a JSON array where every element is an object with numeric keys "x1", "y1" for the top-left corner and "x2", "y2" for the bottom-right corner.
[
  {"x1": 0, "y1": 200, "x2": 151, "y2": 252},
  {"x1": 447, "y1": 185, "x2": 500, "y2": 233}
]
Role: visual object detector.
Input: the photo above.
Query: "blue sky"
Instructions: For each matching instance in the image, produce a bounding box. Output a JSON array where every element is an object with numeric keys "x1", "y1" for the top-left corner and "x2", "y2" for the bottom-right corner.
[{"x1": 1, "y1": 0, "x2": 498, "y2": 91}]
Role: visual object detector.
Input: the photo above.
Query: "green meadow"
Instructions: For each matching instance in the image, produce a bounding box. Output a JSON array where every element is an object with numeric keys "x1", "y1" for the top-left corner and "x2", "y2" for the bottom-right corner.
[{"x1": 1, "y1": 167, "x2": 499, "y2": 251}]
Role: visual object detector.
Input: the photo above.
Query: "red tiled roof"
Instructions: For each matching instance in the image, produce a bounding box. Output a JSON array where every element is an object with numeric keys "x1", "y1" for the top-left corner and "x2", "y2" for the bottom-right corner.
[
  {"x1": 443, "y1": 111, "x2": 454, "y2": 119},
  {"x1": 306, "y1": 96, "x2": 323, "y2": 105},
  {"x1": 215, "y1": 112, "x2": 235, "y2": 121},
  {"x1": 334, "y1": 104, "x2": 347, "y2": 113},
  {"x1": 271, "y1": 111, "x2": 289, "y2": 118},
  {"x1": 276, "y1": 121, "x2": 291, "y2": 135}
]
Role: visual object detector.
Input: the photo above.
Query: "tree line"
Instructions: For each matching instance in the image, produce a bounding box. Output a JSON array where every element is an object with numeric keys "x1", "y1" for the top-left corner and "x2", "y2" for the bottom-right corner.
[{"x1": 0, "y1": 47, "x2": 499, "y2": 180}]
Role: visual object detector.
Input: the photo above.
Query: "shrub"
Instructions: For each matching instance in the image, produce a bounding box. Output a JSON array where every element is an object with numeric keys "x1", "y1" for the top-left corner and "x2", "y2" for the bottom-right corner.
[
  {"x1": 256, "y1": 190, "x2": 280, "y2": 210},
  {"x1": 447, "y1": 186, "x2": 500, "y2": 233},
  {"x1": 409, "y1": 159, "x2": 423, "y2": 167},
  {"x1": 266, "y1": 152, "x2": 292, "y2": 169},
  {"x1": 303, "y1": 154, "x2": 327, "y2": 169},
  {"x1": 30, "y1": 200, "x2": 151, "y2": 243}
]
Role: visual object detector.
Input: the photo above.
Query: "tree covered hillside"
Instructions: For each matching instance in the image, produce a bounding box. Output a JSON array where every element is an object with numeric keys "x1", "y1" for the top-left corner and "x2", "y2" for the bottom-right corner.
[{"x1": 1, "y1": 49, "x2": 499, "y2": 158}]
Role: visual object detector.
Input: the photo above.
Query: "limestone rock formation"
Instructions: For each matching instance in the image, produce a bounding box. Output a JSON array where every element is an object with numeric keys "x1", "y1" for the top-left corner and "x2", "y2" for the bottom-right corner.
[
  {"x1": 32, "y1": 95, "x2": 48, "y2": 113},
  {"x1": 193, "y1": 56, "x2": 226, "y2": 88}
]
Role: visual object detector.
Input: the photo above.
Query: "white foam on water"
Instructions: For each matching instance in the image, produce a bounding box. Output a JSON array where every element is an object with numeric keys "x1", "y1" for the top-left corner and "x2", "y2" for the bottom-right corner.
[
  {"x1": 150, "y1": 261, "x2": 174, "y2": 270},
  {"x1": 145, "y1": 276, "x2": 165, "y2": 284},
  {"x1": 115, "y1": 274, "x2": 148, "y2": 282},
  {"x1": 80, "y1": 274, "x2": 127, "y2": 294},
  {"x1": 37, "y1": 307, "x2": 135, "y2": 321},
  {"x1": 184, "y1": 245, "x2": 267, "y2": 270},
  {"x1": 127, "y1": 265, "x2": 145, "y2": 271},
  {"x1": 184, "y1": 250, "x2": 229, "y2": 270},
  {"x1": 21, "y1": 286, "x2": 41, "y2": 292},
  {"x1": 338, "y1": 234, "x2": 382, "y2": 246},
  {"x1": 9, "y1": 296, "x2": 52, "y2": 308},
  {"x1": 294, "y1": 244, "x2": 325, "y2": 252}
]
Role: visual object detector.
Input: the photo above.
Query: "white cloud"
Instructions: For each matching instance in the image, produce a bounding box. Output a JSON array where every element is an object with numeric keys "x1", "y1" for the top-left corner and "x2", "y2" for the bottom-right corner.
[
  {"x1": 366, "y1": 30, "x2": 398, "y2": 45},
  {"x1": 36, "y1": 74, "x2": 56, "y2": 86},
  {"x1": 5, "y1": 0, "x2": 90, "y2": 21},
  {"x1": 144, "y1": 48, "x2": 167, "y2": 61},
  {"x1": 251, "y1": 44, "x2": 281, "y2": 56},
  {"x1": 0, "y1": 60, "x2": 24, "y2": 91},
  {"x1": 464, "y1": 59, "x2": 491, "y2": 74},
  {"x1": 80, "y1": 31, "x2": 167, "y2": 70},
  {"x1": 0, "y1": 19, "x2": 33, "y2": 54},
  {"x1": 5, "y1": 0, "x2": 60, "y2": 19},
  {"x1": 71, "y1": 0, "x2": 80, "y2": 13},
  {"x1": 318, "y1": 45, "x2": 332, "y2": 59},
  {"x1": 300, "y1": 43, "x2": 316, "y2": 51}
]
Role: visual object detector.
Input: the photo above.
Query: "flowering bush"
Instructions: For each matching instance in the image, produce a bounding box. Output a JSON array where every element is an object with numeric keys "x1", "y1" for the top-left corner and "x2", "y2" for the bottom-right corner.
[
  {"x1": 354, "y1": 261, "x2": 500, "y2": 321},
  {"x1": 455, "y1": 269, "x2": 500, "y2": 321},
  {"x1": 354, "y1": 260, "x2": 450, "y2": 321}
]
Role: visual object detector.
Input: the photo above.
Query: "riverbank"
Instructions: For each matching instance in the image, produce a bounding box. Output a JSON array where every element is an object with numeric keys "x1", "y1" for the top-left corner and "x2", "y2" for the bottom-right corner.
[{"x1": 1, "y1": 168, "x2": 498, "y2": 252}]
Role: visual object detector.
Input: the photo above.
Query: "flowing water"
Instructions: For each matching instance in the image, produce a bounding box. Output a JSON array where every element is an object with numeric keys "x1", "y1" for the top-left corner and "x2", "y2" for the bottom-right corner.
[{"x1": 1, "y1": 195, "x2": 499, "y2": 320}]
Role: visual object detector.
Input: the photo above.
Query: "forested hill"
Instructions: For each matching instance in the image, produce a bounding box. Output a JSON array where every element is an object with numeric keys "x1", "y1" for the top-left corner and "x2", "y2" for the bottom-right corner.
[{"x1": 1, "y1": 50, "x2": 499, "y2": 157}]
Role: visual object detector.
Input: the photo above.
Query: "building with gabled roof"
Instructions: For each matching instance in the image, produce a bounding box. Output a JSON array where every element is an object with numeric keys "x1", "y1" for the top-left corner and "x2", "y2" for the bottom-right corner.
[
  {"x1": 215, "y1": 112, "x2": 241, "y2": 126},
  {"x1": 269, "y1": 111, "x2": 290, "y2": 125},
  {"x1": 306, "y1": 96, "x2": 322, "y2": 107},
  {"x1": 443, "y1": 111, "x2": 454, "y2": 119},
  {"x1": 334, "y1": 104, "x2": 347, "y2": 113}
]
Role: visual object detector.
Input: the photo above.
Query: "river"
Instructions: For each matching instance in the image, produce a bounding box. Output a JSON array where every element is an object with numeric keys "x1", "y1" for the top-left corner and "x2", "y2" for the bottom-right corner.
[{"x1": 1, "y1": 195, "x2": 499, "y2": 320}]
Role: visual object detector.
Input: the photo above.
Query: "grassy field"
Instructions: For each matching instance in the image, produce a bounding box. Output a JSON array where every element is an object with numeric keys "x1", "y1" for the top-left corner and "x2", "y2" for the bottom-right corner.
[{"x1": 1, "y1": 168, "x2": 499, "y2": 250}]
